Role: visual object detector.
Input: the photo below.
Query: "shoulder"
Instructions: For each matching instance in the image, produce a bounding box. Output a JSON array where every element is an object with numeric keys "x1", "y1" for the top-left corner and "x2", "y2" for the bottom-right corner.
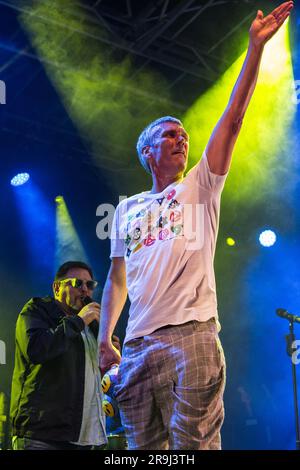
[
  {"x1": 184, "y1": 150, "x2": 228, "y2": 193},
  {"x1": 24, "y1": 296, "x2": 54, "y2": 307},
  {"x1": 116, "y1": 191, "x2": 147, "y2": 207},
  {"x1": 20, "y1": 296, "x2": 59, "y2": 316},
  {"x1": 115, "y1": 192, "x2": 149, "y2": 216}
]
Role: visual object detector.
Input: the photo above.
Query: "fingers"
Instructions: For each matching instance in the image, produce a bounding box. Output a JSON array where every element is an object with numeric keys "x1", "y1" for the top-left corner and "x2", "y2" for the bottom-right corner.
[
  {"x1": 256, "y1": 10, "x2": 264, "y2": 20},
  {"x1": 269, "y1": 10, "x2": 292, "y2": 32},
  {"x1": 271, "y1": 1, "x2": 293, "y2": 20},
  {"x1": 88, "y1": 301, "x2": 100, "y2": 309},
  {"x1": 112, "y1": 342, "x2": 121, "y2": 352},
  {"x1": 87, "y1": 302, "x2": 100, "y2": 316},
  {"x1": 263, "y1": 1, "x2": 293, "y2": 31},
  {"x1": 92, "y1": 305, "x2": 100, "y2": 322},
  {"x1": 78, "y1": 302, "x2": 100, "y2": 324},
  {"x1": 276, "y1": 11, "x2": 292, "y2": 28},
  {"x1": 273, "y1": 1, "x2": 293, "y2": 14},
  {"x1": 99, "y1": 348, "x2": 121, "y2": 376}
]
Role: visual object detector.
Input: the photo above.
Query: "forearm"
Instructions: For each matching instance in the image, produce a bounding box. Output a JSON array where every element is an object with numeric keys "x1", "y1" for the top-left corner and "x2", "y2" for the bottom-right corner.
[
  {"x1": 98, "y1": 276, "x2": 127, "y2": 345},
  {"x1": 206, "y1": 42, "x2": 265, "y2": 174},
  {"x1": 206, "y1": 2, "x2": 293, "y2": 175},
  {"x1": 19, "y1": 314, "x2": 84, "y2": 364},
  {"x1": 228, "y1": 41, "x2": 264, "y2": 119}
]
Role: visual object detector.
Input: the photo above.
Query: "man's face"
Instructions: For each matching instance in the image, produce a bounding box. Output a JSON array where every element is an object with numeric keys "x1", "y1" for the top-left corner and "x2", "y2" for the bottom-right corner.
[
  {"x1": 145, "y1": 122, "x2": 189, "y2": 177},
  {"x1": 53, "y1": 267, "x2": 95, "y2": 312}
]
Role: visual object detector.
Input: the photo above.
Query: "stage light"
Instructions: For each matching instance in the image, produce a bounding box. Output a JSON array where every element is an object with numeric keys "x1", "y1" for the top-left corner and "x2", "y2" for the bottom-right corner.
[
  {"x1": 259, "y1": 230, "x2": 277, "y2": 247},
  {"x1": 11, "y1": 173, "x2": 30, "y2": 187},
  {"x1": 55, "y1": 195, "x2": 88, "y2": 267},
  {"x1": 12, "y1": 179, "x2": 55, "y2": 270},
  {"x1": 226, "y1": 237, "x2": 236, "y2": 247},
  {"x1": 55, "y1": 195, "x2": 64, "y2": 204}
]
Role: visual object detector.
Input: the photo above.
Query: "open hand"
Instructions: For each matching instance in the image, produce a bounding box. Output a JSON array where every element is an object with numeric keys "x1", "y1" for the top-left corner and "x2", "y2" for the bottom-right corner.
[{"x1": 249, "y1": 1, "x2": 293, "y2": 47}]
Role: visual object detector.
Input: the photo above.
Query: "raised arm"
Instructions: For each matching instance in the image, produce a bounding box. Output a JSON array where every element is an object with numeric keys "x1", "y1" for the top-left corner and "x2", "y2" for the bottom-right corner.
[
  {"x1": 98, "y1": 256, "x2": 127, "y2": 375},
  {"x1": 206, "y1": 1, "x2": 293, "y2": 175}
]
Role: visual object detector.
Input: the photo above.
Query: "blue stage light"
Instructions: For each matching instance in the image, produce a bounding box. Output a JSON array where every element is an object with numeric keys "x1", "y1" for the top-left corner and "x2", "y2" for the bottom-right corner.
[
  {"x1": 11, "y1": 173, "x2": 30, "y2": 187},
  {"x1": 259, "y1": 230, "x2": 277, "y2": 247}
]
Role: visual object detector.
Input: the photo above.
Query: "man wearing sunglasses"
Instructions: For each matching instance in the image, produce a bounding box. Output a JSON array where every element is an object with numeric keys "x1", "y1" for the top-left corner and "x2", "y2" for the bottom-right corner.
[{"x1": 10, "y1": 260, "x2": 107, "y2": 450}]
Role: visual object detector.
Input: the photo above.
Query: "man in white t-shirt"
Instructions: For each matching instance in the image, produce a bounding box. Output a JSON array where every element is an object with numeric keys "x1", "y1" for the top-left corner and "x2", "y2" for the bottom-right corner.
[{"x1": 99, "y1": 2, "x2": 293, "y2": 450}]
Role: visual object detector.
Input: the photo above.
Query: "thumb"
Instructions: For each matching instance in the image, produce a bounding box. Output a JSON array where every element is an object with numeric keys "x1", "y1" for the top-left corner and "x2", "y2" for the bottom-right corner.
[{"x1": 256, "y1": 10, "x2": 263, "y2": 20}]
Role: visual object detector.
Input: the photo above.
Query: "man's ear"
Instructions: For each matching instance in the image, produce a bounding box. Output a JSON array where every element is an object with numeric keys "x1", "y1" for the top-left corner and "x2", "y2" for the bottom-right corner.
[
  {"x1": 142, "y1": 145, "x2": 151, "y2": 157},
  {"x1": 53, "y1": 281, "x2": 60, "y2": 297},
  {"x1": 142, "y1": 145, "x2": 153, "y2": 171}
]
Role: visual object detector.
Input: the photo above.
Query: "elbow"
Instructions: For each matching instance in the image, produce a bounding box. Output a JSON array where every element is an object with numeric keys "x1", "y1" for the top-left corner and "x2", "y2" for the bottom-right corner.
[
  {"x1": 231, "y1": 116, "x2": 244, "y2": 135},
  {"x1": 107, "y1": 269, "x2": 127, "y2": 291},
  {"x1": 27, "y1": 339, "x2": 48, "y2": 364},
  {"x1": 225, "y1": 105, "x2": 244, "y2": 135}
]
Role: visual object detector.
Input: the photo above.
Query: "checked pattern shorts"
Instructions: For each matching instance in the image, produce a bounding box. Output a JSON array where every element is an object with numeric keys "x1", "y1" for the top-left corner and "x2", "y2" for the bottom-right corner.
[{"x1": 114, "y1": 318, "x2": 226, "y2": 450}]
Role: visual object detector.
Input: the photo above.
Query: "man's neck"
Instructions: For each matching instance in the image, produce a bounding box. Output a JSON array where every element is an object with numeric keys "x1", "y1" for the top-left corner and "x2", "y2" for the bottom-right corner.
[{"x1": 150, "y1": 173, "x2": 183, "y2": 194}]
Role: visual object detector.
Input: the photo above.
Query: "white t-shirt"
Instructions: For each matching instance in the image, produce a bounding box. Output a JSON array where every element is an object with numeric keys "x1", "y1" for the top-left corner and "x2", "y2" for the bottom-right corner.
[{"x1": 111, "y1": 151, "x2": 227, "y2": 344}]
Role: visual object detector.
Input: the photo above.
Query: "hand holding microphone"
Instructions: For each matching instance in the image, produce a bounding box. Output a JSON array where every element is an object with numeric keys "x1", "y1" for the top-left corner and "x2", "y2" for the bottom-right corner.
[{"x1": 78, "y1": 296, "x2": 100, "y2": 326}]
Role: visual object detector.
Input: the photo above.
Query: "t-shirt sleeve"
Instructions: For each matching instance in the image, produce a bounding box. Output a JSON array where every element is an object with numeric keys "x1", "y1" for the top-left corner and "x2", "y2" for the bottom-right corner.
[
  {"x1": 187, "y1": 150, "x2": 228, "y2": 194},
  {"x1": 110, "y1": 202, "x2": 126, "y2": 259}
]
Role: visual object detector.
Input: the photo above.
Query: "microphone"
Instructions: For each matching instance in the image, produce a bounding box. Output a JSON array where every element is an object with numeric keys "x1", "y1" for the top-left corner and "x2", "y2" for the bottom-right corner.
[
  {"x1": 83, "y1": 295, "x2": 93, "y2": 306},
  {"x1": 276, "y1": 308, "x2": 300, "y2": 324},
  {"x1": 83, "y1": 296, "x2": 99, "y2": 332}
]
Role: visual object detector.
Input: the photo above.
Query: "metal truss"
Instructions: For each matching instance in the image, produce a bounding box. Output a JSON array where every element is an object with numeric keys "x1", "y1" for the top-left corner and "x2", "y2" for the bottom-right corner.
[{"x1": 0, "y1": 0, "x2": 258, "y2": 84}]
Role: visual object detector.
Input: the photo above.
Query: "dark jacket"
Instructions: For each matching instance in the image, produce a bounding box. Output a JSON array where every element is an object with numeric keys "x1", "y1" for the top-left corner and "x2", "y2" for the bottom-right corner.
[{"x1": 10, "y1": 296, "x2": 99, "y2": 441}]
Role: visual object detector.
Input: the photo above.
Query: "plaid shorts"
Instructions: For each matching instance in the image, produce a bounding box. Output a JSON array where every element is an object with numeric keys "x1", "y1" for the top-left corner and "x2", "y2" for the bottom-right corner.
[{"x1": 114, "y1": 319, "x2": 226, "y2": 450}]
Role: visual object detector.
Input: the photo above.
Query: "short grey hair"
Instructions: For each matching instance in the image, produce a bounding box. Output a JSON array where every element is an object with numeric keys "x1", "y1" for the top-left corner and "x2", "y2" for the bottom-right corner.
[{"x1": 136, "y1": 116, "x2": 183, "y2": 174}]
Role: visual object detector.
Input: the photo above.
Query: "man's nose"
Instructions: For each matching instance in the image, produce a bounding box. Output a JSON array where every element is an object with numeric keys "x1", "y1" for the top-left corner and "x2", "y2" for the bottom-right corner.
[{"x1": 80, "y1": 282, "x2": 88, "y2": 293}]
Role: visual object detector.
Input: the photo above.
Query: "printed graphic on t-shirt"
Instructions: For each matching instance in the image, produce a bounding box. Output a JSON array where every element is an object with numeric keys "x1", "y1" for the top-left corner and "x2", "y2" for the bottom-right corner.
[{"x1": 124, "y1": 188, "x2": 184, "y2": 258}]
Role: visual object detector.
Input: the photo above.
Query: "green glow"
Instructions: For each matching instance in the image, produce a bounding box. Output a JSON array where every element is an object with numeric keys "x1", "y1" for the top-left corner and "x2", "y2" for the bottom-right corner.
[
  {"x1": 55, "y1": 196, "x2": 88, "y2": 266},
  {"x1": 184, "y1": 21, "x2": 296, "y2": 205},
  {"x1": 21, "y1": 2, "x2": 296, "y2": 200},
  {"x1": 20, "y1": 0, "x2": 174, "y2": 193},
  {"x1": 0, "y1": 392, "x2": 6, "y2": 444}
]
